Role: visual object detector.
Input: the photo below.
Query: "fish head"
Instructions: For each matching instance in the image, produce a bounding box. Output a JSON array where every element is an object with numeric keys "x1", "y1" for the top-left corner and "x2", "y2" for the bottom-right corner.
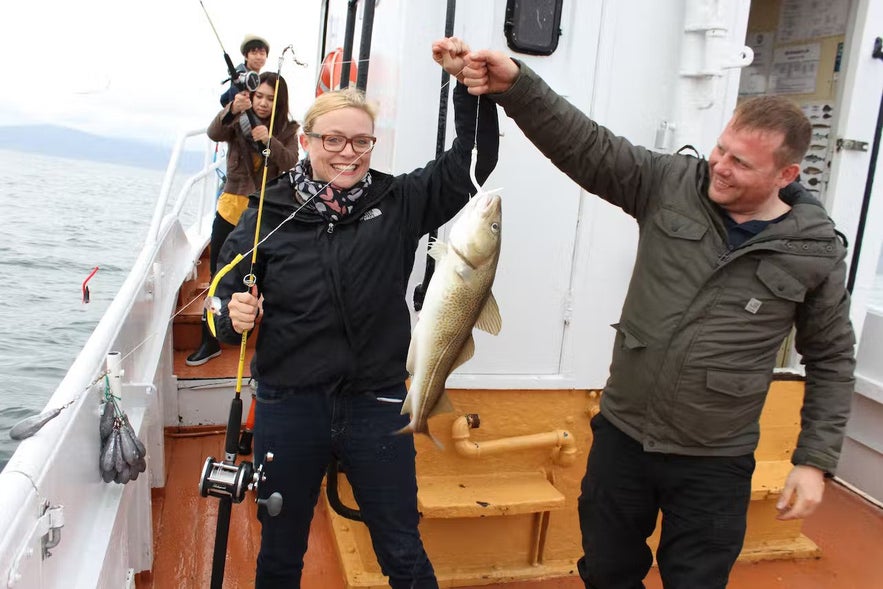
[{"x1": 449, "y1": 189, "x2": 502, "y2": 266}]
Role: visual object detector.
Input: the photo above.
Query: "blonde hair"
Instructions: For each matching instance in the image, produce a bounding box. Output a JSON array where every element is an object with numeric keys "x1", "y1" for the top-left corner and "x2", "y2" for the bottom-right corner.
[{"x1": 302, "y1": 87, "x2": 378, "y2": 133}]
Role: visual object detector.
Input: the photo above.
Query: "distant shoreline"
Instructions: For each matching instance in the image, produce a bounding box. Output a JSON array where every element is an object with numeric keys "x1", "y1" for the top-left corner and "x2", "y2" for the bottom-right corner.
[{"x1": 0, "y1": 124, "x2": 205, "y2": 172}]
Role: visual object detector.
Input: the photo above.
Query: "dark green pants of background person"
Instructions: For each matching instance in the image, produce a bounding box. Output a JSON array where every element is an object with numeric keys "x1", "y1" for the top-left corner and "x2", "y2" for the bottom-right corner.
[{"x1": 577, "y1": 412, "x2": 755, "y2": 589}]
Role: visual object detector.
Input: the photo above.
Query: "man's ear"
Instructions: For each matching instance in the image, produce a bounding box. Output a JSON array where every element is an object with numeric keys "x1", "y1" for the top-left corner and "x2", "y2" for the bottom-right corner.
[{"x1": 779, "y1": 162, "x2": 800, "y2": 187}]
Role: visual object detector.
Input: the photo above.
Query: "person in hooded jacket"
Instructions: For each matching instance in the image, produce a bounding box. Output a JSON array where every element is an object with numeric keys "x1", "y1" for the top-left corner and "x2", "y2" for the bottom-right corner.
[
  {"x1": 220, "y1": 34, "x2": 270, "y2": 107},
  {"x1": 212, "y1": 37, "x2": 499, "y2": 588},
  {"x1": 186, "y1": 72, "x2": 300, "y2": 366},
  {"x1": 459, "y1": 50, "x2": 855, "y2": 589}
]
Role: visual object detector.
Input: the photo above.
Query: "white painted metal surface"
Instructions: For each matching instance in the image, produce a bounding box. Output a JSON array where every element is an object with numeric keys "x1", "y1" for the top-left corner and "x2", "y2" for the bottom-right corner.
[
  {"x1": 824, "y1": 0, "x2": 883, "y2": 344},
  {"x1": 838, "y1": 306, "x2": 883, "y2": 503}
]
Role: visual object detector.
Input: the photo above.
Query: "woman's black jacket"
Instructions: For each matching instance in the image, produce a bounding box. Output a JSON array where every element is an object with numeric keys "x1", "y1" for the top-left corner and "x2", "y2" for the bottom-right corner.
[{"x1": 214, "y1": 83, "x2": 499, "y2": 393}]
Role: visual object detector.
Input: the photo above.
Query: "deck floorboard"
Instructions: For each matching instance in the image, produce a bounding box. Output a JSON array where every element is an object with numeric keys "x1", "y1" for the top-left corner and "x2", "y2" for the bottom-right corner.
[{"x1": 139, "y1": 431, "x2": 883, "y2": 588}]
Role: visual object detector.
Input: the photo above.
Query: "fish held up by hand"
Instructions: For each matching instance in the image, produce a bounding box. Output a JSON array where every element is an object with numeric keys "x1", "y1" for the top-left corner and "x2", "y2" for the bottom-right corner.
[{"x1": 398, "y1": 189, "x2": 503, "y2": 447}]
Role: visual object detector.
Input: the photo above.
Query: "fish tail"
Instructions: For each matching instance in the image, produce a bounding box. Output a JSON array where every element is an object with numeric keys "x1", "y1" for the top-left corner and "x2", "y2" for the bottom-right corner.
[
  {"x1": 424, "y1": 429, "x2": 445, "y2": 451},
  {"x1": 391, "y1": 421, "x2": 445, "y2": 450}
]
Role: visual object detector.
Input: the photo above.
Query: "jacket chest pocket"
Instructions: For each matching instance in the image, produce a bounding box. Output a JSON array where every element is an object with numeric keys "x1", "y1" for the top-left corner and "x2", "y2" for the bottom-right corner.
[
  {"x1": 654, "y1": 208, "x2": 708, "y2": 241},
  {"x1": 755, "y1": 259, "x2": 806, "y2": 302}
]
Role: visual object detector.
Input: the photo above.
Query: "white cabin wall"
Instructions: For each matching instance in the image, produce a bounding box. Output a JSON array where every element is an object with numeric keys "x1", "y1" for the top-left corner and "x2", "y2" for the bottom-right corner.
[
  {"x1": 322, "y1": 0, "x2": 753, "y2": 389},
  {"x1": 825, "y1": 0, "x2": 883, "y2": 343},
  {"x1": 563, "y1": 0, "x2": 752, "y2": 387},
  {"x1": 567, "y1": 1, "x2": 685, "y2": 387}
]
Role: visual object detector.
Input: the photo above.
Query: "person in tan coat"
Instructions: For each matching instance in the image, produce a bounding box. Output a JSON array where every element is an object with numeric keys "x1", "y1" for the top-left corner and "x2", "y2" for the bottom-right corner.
[{"x1": 187, "y1": 72, "x2": 300, "y2": 366}]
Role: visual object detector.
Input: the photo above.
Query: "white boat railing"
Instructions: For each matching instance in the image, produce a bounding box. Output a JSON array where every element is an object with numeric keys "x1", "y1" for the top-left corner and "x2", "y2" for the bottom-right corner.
[
  {"x1": 0, "y1": 136, "x2": 221, "y2": 588},
  {"x1": 148, "y1": 128, "x2": 217, "y2": 244}
]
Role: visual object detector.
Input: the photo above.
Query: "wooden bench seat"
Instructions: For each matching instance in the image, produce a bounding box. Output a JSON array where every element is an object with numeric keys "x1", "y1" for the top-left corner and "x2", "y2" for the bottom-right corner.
[{"x1": 418, "y1": 471, "x2": 565, "y2": 518}]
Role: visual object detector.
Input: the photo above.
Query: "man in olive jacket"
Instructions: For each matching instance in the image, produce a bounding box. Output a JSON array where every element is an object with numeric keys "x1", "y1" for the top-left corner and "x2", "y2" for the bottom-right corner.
[{"x1": 461, "y1": 52, "x2": 855, "y2": 589}]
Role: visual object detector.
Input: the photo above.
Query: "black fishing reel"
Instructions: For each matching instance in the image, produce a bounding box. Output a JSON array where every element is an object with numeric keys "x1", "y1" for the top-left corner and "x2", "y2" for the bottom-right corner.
[
  {"x1": 230, "y1": 69, "x2": 260, "y2": 93},
  {"x1": 199, "y1": 452, "x2": 283, "y2": 516}
]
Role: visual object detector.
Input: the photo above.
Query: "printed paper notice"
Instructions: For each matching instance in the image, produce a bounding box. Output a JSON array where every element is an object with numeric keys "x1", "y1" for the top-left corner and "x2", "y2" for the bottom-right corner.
[
  {"x1": 739, "y1": 31, "x2": 774, "y2": 95},
  {"x1": 769, "y1": 44, "x2": 821, "y2": 95},
  {"x1": 778, "y1": 0, "x2": 849, "y2": 43}
]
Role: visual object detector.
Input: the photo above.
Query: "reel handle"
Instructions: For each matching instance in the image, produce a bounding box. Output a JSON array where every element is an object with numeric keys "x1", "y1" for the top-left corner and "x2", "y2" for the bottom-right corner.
[{"x1": 257, "y1": 492, "x2": 283, "y2": 516}]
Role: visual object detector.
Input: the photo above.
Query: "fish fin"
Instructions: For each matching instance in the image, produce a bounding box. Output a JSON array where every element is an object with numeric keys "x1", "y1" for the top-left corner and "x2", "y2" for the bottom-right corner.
[
  {"x1": 455, "y1": 263, "x2": 474, "y2": 282},
  {"x1": 429, "y1": 391, "x2": 455, "y2": 418},
  {"x1": 427, "y1": 239, "x2": 449, "y2": 261},
  {"x1": 475, "y1": 292, "x2": 502, "y2": 335},
  {"x1": 400, "y1": 387, "x2": 415, "y2": 416},
  {"x1": 406, "y1": 327, "x2": 418, "y2": 375},
  {"x1": 393, "y1": 421, "x2": 414, "y2": 435},
  {"x1": 393, "y1": 422, "x2": 446, "y2": 450},
  {"x1": 425, "y1": 428, "x2": 446, "y2": 450},
  {"x1": 451, "y1": 335, "x2": 475, "y2": 371}
]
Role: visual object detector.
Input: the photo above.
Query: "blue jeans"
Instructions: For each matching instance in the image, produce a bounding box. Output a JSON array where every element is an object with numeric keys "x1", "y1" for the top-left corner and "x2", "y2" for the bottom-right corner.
[
  {"x1": 253, "y1": 381, "x2": 437, "y2": 589},
  {"x1": 577, "y1": 413, "x2": 754, "y2": 589}
]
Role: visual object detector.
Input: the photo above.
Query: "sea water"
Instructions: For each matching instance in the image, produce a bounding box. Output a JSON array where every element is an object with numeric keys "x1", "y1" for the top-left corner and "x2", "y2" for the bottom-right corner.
[{"x1": 0, "y1": 149, "x2": 166, "y2": 471}]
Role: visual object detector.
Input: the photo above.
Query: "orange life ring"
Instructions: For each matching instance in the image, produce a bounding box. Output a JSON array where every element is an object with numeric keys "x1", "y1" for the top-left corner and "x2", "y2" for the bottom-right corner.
[{"x1": 315, "y1": 48, "x2": 358, "y2": 96}]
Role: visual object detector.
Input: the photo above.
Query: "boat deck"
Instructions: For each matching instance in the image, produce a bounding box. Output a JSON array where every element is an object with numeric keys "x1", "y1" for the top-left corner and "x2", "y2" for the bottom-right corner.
[
  {"x1": 137, "y1": 346, "x2": 883, "y2": 589},
  {"x1": 154, "y1": 264, "x2": 883, "y2": 587}
]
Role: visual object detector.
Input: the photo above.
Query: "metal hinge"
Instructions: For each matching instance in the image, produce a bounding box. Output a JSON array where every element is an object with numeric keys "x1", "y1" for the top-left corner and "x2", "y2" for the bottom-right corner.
[
  {"x1": 41, "y1": 504, "x2": 64, "y2": 558},
  {"x1": 7, "y1": 503, "x2": 65, "y2": 587},
  {"x1": 836, "y1": 138, "x2": 869, "y2": 152}
]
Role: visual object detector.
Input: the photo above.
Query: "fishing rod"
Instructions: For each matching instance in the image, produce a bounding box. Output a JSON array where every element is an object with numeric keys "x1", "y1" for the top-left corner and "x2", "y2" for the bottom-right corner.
[
  {"x1": 197, "y1": 44, "x2": 301, "y2": 589},
  {"x1": 198, "y1": 0, "x2": 259, "y2": 95},
  {"x1": 197, "y1": 0, "x2": 268, "y2": 153}
]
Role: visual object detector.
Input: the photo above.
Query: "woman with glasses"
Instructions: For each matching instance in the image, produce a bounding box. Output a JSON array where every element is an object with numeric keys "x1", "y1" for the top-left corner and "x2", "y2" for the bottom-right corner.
[{"x1": 213, "y1": 37, "x2": 499, "y2": 589}]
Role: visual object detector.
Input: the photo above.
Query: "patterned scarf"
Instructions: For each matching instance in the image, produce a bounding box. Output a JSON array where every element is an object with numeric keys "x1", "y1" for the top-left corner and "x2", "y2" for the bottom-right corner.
[{"x1": 291, "y1": 158, "x2": 372, "y2": 222}]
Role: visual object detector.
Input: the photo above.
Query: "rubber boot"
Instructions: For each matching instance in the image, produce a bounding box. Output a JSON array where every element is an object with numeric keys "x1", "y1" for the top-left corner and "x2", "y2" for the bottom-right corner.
[{"x1": 186, "y1": 315, "x2": 221, "y2": 366}]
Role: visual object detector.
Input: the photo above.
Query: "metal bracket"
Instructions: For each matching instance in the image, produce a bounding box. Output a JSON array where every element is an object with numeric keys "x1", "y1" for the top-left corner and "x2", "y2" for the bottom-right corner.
[
  {"x1": 6, "y1": 502, "x2": 65, "y2": 587},
  {"x1": 41, "y1": 505, "x2": 64, "y2": 559},
  {"x1": 836, "y1": 139, "x2": 870, "y2": 152}
]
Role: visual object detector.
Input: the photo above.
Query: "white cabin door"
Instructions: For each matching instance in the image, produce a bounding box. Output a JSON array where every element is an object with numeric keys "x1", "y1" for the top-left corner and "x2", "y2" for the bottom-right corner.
[{"x1": 824, "y1": 0, "x2": 883, "y2": 341}]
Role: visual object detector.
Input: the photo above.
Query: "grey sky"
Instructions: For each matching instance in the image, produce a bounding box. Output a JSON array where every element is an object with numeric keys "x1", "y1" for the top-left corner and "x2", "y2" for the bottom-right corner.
[{"x1": 0, "y1": 1, "x2": 321, "y2": 147}]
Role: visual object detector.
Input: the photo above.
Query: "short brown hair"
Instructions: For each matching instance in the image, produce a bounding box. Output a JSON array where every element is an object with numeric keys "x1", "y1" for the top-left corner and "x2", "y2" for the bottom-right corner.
[
  {"x1": 302, "y1": 87, "x2": 378, "y2": 133},
  {"x1": 731, "y1": 96, "x2": 811, "y2": 166}
]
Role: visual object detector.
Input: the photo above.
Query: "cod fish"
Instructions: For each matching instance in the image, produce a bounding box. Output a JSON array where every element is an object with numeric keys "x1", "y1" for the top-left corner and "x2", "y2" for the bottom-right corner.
[{"x1": 398, "y1": 190, "x2": 503, "y2": 447}]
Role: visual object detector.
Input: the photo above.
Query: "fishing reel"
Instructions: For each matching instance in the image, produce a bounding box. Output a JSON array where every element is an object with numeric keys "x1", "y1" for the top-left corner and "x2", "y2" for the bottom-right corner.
[
  {"x1": 230, "y1": 69, "x2": 260, "y2": 93},
  {"x1": 199, "y1": 452, "x2": 283, "y2": 516}
]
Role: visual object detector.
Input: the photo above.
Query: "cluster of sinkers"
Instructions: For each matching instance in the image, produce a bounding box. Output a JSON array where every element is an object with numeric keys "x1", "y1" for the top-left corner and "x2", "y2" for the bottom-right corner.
[{"x1": 99, "y1": 399, "x2": 147, "y2": 484}]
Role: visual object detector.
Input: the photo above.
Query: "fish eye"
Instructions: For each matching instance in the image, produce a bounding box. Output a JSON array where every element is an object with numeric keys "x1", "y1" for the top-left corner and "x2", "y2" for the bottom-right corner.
[{"x1": 491, "y1": 222, "x2": 500, "y2": 232}]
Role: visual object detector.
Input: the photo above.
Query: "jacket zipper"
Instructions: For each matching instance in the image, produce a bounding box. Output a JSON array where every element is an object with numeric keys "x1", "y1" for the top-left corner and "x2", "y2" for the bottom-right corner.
[
  {"x1": 717, "y1": 245, "x2": 733, "y2": 265},
  {"x1": 327, "y1": 222, "x2": 335, "y2": 234}
]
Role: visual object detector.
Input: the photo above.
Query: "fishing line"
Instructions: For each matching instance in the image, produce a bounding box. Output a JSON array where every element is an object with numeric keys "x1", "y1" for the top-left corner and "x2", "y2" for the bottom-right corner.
[{"x1": 469, "y1": 94, "x2": 483, "y2": 195}]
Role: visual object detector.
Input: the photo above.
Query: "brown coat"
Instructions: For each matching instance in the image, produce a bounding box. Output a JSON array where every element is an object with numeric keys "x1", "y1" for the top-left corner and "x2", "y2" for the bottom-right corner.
[{"x1": 207, "y1": 107, "x2": 300, "y2": 196}]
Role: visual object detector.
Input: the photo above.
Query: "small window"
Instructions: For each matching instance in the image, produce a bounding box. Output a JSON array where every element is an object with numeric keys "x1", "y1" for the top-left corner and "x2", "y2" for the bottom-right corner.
[{"x1": 504, "y1": 0, "x2": 564, "y2": 56}]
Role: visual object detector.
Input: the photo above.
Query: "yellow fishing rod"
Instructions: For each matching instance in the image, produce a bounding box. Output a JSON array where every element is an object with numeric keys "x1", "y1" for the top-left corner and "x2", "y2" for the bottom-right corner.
[{"x1": 199, "y1": 45, "x2": 294, "y2": 589}]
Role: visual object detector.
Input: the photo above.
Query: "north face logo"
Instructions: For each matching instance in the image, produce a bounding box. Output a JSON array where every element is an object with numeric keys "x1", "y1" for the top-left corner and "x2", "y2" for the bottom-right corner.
[{"x1": 360, "y1": 208, "x2": 382, "y2": 221}]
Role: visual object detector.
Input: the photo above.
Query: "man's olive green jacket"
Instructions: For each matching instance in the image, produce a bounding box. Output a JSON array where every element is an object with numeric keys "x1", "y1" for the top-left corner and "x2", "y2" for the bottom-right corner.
[{"x1": 492, "y1": 63, "x2": 855, "y2": 473}]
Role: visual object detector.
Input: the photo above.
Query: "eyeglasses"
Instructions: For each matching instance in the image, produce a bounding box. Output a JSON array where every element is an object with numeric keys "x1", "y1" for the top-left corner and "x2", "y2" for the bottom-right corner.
[{"x1": 305, "y1": 132, "x2": 377, "y2": 153}]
